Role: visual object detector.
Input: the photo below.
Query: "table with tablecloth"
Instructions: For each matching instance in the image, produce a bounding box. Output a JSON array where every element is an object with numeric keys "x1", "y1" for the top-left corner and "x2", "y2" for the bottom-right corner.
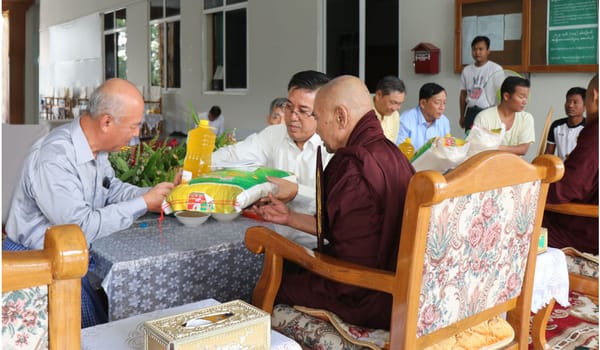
[{"x1": 89, "y1": 214, "x2": 271, "y2": 321}]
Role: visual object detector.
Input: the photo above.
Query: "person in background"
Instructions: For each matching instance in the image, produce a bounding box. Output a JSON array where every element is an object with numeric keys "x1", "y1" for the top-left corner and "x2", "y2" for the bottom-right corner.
[
  {"x1": 544, "y1": 74, "x2": 598, "y2": 255},
  {"x1": 373, "y1": 76, "x2": 406, "y2": 142},
  {"x1": 253, "y1": 75, "x2": 414, "y2": 329},
  {"x1": 212, "y1": 70, "x2": 333, "y2": 249},
  {"x1": 396, "y1": 82, "x2": 451, "y2": 151},
  {"x1": 3, "y1": 78, "x2": 176, "y2": 328},
  {"x1": 473, "y1": 76, "x2": 534, "y2": 156},
  {"x1": 267, "y1": 97, "x2": 288, "y2": 125},
  {"x1": 459, "y1": 35, "x2": 504, "y2": 132},
  {"x1": 199, "y1": 105, "x2": 225, "y2": 136},
  {"x1": 545, "y1": 87, "x2": 587, "y2": 160}
]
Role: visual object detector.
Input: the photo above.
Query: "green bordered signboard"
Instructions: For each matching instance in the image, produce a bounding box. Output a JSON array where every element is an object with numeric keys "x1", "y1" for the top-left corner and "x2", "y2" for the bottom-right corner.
[{"x1": 547, "y1": 0, "x2": 598, "y2": 65}]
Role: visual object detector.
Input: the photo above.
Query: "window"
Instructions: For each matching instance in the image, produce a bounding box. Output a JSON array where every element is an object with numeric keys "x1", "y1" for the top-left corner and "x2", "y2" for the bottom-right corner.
[
  {"x1": 204, "y1": 0, "x2": 247, "y2": 91},
  {"x1": 104, "y1": 9, "x2": 127, "y2": 79},
  {"x1": 325, "y1": 0, "x2": 399, "y2": 91},
  {"x1": 150, "y1": 0, "x2": 181, "y2": 88}
]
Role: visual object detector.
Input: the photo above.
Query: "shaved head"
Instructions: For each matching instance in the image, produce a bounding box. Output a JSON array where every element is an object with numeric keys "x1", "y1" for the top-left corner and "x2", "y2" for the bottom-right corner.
[{"x1": 313, "y1": 75, "x2": 374, "y2": 152}]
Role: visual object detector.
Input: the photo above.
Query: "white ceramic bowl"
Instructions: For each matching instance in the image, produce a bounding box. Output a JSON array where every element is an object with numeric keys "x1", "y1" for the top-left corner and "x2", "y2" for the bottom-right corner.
[
  {"x1": 212, "y1": 212, "x2": 240, "y2": 222},
  {"x1": 175, "y1": 211, "x2": 211, "y2": 227}
]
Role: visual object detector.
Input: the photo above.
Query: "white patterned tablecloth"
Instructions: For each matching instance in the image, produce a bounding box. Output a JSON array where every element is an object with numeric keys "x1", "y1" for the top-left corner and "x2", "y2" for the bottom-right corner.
[
  {"x1": 89, "y1": 214, "x2": 271, "y2": 321},
  {"x1": 532, "y1": 247, "x2": 570, "y2": 312},
  {"x1": 81, "y1": 298, "x2": 301, "y2": 350}
]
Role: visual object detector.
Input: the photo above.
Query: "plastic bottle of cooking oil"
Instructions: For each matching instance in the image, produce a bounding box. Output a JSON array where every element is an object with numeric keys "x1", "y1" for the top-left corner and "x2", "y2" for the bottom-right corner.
[
  {"x1": 398, "y1": 137, "x2": 415, "y2": 161},
  {"x1": 182, "y1": 120, "x2": 216, "y2": 182}
]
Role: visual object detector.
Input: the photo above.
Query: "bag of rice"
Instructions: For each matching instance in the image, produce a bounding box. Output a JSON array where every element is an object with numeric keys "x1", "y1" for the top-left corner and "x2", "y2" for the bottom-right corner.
[
  {"x1": 162, "y1": 167, "x2": 296, "y2": 214},
  {"x1": 411, "y1": 136, "x2": 470, "y2": 173},
  {"x1": 465, "y1": 124, "x2": 505, "y2": 158}
]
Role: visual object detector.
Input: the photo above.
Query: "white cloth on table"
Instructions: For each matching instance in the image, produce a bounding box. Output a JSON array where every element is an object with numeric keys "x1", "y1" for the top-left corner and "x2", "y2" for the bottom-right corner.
[
  {"x1": 531, "y1": 247, "x2": 570, "y2": 312},
  {"x1": 81, "y1": 298, "x2": 301, "y2": 350}
]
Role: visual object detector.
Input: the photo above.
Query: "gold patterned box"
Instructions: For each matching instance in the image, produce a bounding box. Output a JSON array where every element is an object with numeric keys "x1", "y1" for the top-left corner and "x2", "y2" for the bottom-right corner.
[{"x1": 144, "y1": 300, "x2": 270, "y2": 350}]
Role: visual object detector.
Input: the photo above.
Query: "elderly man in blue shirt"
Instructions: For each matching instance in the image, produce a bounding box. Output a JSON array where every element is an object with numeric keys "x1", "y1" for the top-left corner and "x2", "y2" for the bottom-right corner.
[
  {"x1": 396, "y1": 82, "x2": 451, "y2": 150},
  {"x1": 4, "y1": 78, "x2": 176, "y2": 328}
]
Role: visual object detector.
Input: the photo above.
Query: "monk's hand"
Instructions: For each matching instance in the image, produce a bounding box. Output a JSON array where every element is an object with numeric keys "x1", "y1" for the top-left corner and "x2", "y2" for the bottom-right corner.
[
  {"x1": 253, "y1": 193, "x2": 291, "y2": 225},
  {"x1": 267, "y1": 176, "x2": 298, "y2": 203}
]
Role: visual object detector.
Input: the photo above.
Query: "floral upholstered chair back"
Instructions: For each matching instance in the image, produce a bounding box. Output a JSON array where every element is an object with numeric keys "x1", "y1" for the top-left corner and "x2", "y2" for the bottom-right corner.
[
  {"x1": 417, "y1": 181, "x2": 541, "y2": 336},
  {"x1": 2, "y1": 286, "x2": 49, "y2": 349},
  {"x1": 1, "y1": 224, "x2": 88, "y2": 350}
]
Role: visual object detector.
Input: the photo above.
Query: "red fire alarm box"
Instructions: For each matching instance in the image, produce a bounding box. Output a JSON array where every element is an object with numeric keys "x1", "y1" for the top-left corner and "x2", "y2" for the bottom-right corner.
[{"x1": 412, "y1": 43, "x2": 440, "y2": 74}]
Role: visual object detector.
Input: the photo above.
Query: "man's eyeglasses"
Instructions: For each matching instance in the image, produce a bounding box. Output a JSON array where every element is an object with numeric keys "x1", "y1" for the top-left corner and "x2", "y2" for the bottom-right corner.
[{"x1": 283, "y1": 101, "x2": 314, "y2": 119}]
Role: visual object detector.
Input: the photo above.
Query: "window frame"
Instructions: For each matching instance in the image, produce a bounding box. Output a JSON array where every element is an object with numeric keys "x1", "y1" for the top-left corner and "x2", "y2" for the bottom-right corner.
[
  {"x1": 322, "y1": 0, "x2": 402, "y2": 91},
  {"x1": 203, "y1": 1, "x2": 248, "y2": 93},
  {"x1": 149, "y1": 0, "x2": 181, "y2": 90},
  {"x1": 103, "y1": 8, "x2": 127, "y2": 80}
]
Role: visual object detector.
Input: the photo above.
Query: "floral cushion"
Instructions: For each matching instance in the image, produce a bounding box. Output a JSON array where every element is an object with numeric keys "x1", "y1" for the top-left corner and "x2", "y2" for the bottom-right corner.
[
  {"x1": 418, "y1": 181, "x2": 540, "y2": 336},
  {"x1": 274, "y1": 305, "x2": 514, "y2": 350},
  {"x1": 562, "y1": 247, "x2": 599, "y2": 279},
  {"x1": 2, "y1": 286, "x2": 49, "y2": 350},
  {"x1": 272, "y1": 304, "x2": 368, "y2": 350}
]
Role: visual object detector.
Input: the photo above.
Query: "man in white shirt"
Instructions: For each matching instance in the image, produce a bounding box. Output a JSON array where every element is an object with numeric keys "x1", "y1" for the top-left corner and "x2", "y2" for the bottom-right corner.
[
  {"x1": 474, "y1": 76, "x2": 535, "y2": 156},
  {"x1": 545, "y1": 87, "x2": 587, "y2": 160},
  {"x1": 459, "y1": 36, "x2": 504, "y2": 132},
  {"x1": 198, "y1": 105, "x2": 225, "y2": 136},
  {"x1": 213, "y1": 70, "x2": 333, "y2": 248}
]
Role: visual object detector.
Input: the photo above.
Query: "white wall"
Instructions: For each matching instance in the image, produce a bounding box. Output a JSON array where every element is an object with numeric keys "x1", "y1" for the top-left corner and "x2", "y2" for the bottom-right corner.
[{"x1": 36, "y1": 0, "x2": 595, "y2": 160}]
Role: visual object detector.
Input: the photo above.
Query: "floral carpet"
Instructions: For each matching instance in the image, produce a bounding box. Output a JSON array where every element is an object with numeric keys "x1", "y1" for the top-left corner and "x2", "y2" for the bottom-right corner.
[{"x1": 530, "y1": 291, "x2": 599, "y2": 350}]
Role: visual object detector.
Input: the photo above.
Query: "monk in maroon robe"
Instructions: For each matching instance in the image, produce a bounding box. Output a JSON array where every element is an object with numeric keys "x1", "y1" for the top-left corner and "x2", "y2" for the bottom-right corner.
[
  {"x1": 544, "y1": 74, "x2": 598, "y2": 255},
  {"x1": 255, "y1": 76, "x2": 415, "y2": 329}
]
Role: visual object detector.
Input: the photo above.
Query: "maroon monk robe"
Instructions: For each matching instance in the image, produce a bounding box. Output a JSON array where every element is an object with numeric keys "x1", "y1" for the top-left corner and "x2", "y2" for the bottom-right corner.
[
  {"x1": 276, "y1": 111, "x2": 415, "y2": 329},
  {"x1": 543, "y1": 118, "x2": 598, "y2": 255}
]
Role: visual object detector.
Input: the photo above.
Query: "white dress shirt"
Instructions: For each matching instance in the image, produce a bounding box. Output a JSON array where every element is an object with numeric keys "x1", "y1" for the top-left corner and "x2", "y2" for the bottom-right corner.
[{"x1": 213, "y1": 124, "x2": 333, "y2": 248}]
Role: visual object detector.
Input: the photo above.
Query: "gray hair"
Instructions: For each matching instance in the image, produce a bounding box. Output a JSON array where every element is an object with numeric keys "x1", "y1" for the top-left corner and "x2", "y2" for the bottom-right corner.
[
  {"x1": 88, "y1": 82, "x2": 128, "y2": 124},
  {"x1": 269, "y1": 97, "x2": 288, "y2": 113}
]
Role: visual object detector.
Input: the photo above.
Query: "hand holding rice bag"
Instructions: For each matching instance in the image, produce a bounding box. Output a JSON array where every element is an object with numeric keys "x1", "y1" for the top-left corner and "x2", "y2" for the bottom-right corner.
[{"x1": 162, "y1": 167, "x2": 296, "y2": 214}]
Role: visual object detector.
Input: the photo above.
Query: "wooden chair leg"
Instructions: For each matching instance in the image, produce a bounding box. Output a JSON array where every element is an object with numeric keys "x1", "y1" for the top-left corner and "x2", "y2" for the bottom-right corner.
[{"x1": 531, "y1": 298, "x2": 555, "y2": 350}]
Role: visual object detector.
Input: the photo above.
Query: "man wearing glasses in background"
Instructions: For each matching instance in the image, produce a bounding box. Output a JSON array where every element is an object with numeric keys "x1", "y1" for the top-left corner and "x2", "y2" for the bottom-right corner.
[{"x1": 212, "y1": 70, "x2": 333, "y2": 248}]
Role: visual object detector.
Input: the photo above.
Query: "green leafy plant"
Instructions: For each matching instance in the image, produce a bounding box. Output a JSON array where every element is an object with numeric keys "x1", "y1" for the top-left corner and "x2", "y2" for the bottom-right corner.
[
  {"x1": 110, "y1": 103, "x2": 238, "y2": 187},
  {"x1": 109, "y1": 137, "x2": 186, "y2": 187},
  {"x1": 215, "y1": 128, "x2": 237, "y2": 150}
]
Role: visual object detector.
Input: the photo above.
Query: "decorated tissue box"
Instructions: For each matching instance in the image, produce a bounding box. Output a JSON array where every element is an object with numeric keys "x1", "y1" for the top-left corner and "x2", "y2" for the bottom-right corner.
[
  {"x1": 144, "y1": 300, "x2": 270, "y2": 350},
  {"x1": 537, "y1": 227, "x2": 548, "y2": 254}
]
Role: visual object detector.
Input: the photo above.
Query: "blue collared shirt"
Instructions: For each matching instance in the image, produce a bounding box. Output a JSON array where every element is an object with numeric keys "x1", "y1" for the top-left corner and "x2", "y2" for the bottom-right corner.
[
  {"x1": 5, "y1": 119, "x2": 148, "y2": 249},
  {"x1": 396, "y1": 106, "x2": 451, "y2": 150}
]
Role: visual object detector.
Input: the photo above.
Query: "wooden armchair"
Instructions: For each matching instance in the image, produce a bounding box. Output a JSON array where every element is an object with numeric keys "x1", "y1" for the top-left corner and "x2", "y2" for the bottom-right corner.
[
  {"x1": 245, "y1": 151, "x2": 563, "y2": 349},
  {"x1": 2, "y1": 224, "x2": 88, "y2": 350},
  {"x1": 544, "y1": 202, "x2": 599, "y2": 301}
]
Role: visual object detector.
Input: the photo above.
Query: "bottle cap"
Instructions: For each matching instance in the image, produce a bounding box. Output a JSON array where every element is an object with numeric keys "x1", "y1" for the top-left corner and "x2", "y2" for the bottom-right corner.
[{"x1": 199, "y1": 119, "x2": 210, "y2": 127}]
